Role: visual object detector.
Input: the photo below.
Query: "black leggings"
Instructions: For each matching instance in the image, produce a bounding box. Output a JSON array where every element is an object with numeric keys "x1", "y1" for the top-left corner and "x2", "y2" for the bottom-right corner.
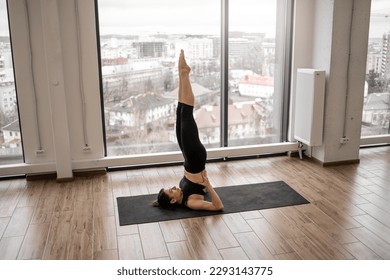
[{"x1": 176, "y1": 102, "x2": 207, "y2": 173}]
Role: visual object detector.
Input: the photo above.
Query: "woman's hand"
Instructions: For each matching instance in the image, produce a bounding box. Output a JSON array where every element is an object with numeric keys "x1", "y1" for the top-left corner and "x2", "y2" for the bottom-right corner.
[
  {"x1": 187, "y1": 170, "x2": 224, "y2": 211},
  {"x1": 184, "y1": 170, "x2": 209, "y2": 185},
  {"x1": 199, "y1": 170, "x2": 210, "y2": 186}
]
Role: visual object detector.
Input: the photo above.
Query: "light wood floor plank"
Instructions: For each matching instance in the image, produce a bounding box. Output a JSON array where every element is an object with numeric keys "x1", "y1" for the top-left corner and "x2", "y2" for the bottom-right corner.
[
  {"x1": 3, "y1": 206, "x2": 34, "y2": 238},
  {"x1": 159, "y1": 220, "x2": 187, "y2": 243},
  {"x1": 138, "y1": 223, "x2": 169, "y2": 259},
  {"x1": 128, "y1": 175, "x2": 149, "y2": 196},
  {"x1": 221, "y1": 213, "x2": 252, "y2": 234},
  {"x1": 167, "y1": 241, "x2": 196, "y2": 260},
  {"x1": 260, "y1": 209, "x2": 306, "y2": 239},
  {"x1": 343, "y1": 241, "x2": 382, "y2": 260},
  {"x1": 349, "y1": 226, "x2": 390, "y2": 259},
  {"x1": 310, "y1": 200, "x2": 362, "y2": 230},
  {"x1": 54, "y1": 182, "x2": 76, "y2": 212},
  {"x1": 357, "y1": 203, "x2": 390, "y2": 227},
  {"x1": 0, "y1": 236, "x2": 24, "y2": 260},
  {"x1": 111, "y1": 172, "x2": 131, "y2": 206},
  {"x1": 42, "y1": 211, "x2": 73, "y2": 260},
  {"x1": 353, "y1": 214, "x2": 390, "y2": 244},
  {"x1": 240, "y1": 210, "x2": 263, "y2": 220},
  {"x1": 287, "y1": 236, "x2": 325, "y2": 260},
  {"x1": 296, "y1": 204, "x2": 358, "y2": 244},
  {"x1": 246, "y1": 218, "x2": 294, "y2": 255},
  {"x1": 203, "y1": 215, "x2": 239, "y2": 249},
  {"x1": 31, "y1": 181, "x2": 60, "y2": 225},
  {"x1": 117, "y1": 234, "x2": 144, "y2": 260},
  {"x1": 360, "y1": 193, "x2": 390, "y2": 214},
  {"x1": 235, "y1": 232, "x2": 274, "y2": 259},
  {"x1": 0, "y1": 217, "x2": 10, "y2": 238},
  {"x1": 219, "y1": 247, "x2": 249, "y2": 260},
  {"x1": 94, "y1": 191, "x2": 115, "y2": 218},
  {"x1": 17, "y1": 181, "x2": 44, "y2": 208},
  {"x1": 274, "y1": 252, "x2": 302, "y2": 260},
  {"x1": 17, "y1": 223, "x2": 50, "y2": 260},
  {"x1": 73, "y1": 178, "x2": 94, "y2": 202},
  {"x1": 181, "y1": 218, "x2": 222, "y2": 259},
  {"x1": 94, "y1": 249, "x2": 118, "y2": 260},
  {"x1": 0, "y1": 179, "x2": 25, "y2": 218},
  {"x1": 299, "y1": 223, "x2": 354, "y2": 260},
  {"x1": 67, "y1": 201, "x2": 94, "y2": 260},
  {"x1": 94, "y1": 216, "x2": 117, "y2": 253}
]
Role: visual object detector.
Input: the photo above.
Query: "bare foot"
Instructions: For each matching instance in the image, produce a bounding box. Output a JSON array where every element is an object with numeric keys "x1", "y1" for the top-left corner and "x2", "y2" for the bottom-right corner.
[
  {"x1": 179, "y1": 50, "x2": 191, "y2": 77},
  {"x1": 178, "y1": 50, "x2": 195, "y2": 106}
]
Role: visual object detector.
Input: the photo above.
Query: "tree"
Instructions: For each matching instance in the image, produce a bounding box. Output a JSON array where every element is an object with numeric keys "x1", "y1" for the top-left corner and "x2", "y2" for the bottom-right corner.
[{"x1": 367, "y1": 69, "x2": 379, "y2": 93}]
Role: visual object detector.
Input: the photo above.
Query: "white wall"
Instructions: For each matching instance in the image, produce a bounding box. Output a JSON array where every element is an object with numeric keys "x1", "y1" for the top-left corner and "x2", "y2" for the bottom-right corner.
[
  {"x1": 291, "y1": 0, "x2": 371, "y2": 164},
  {"x1": 7, "y1": 0, "x2": 104, "y2": 179}
]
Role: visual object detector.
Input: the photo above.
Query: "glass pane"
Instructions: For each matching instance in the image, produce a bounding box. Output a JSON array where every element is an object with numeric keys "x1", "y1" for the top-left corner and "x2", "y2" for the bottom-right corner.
[
  {"x1": 228, "y1": 0, "x2": 284, "y2": 146},
  {"x1": 362, "y1": 0, "x2": 390, "y2": 136},
  {"x1": 0, "y1": 1, "x2": 23, "y2": 165},
  {"x1": 98, "y1": 0, "x2": 220, "y2": 156}
]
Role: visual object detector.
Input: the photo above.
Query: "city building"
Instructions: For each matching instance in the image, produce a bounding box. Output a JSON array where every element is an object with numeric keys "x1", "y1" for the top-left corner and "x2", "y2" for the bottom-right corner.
[
  {"x1": 367, "y1": 51, "x2": 382, "y2": 74},
  {"x1": 175, "y1": 38, "x2": 214, "y2": 59},
  {"x1": 107, "y1": 92, "x2": 175, "y2": 128},
  {"x1": 238, "y1": 75, "x2": 274, "y2": 98},
  {"x1": 362, "y1": 92, "x2": 390, "y2": 134},
  {"x1": 132, "y1": 41, "x2": 166, "y2": 58},
  {"x1": 0, "y1": 81, "x2": 17, "y2": 114},
  {"x1": 381, "y1": 32, "x2": 390, "y2": 79},
  {"x1": 1, "y1": 118, "x2": 21, "y2": 148},
  {"x1": 193, "y1": 101, "x2": 271, "y2": 145}
]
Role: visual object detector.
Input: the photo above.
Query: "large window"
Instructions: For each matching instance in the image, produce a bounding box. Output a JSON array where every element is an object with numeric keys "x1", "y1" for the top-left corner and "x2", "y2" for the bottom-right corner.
[
  {"x1": 0, "y1": 1, "x2": 23, "y2": 165},
  {"x1": 98, "y1": 0, "x2": 286, "y2": 156},
  {"x1": 362, "y1": 0, "x2": 390, "y2": 137},
  {"x1": 227, "y1": 0, "x2": 284, "y2": 146},
  {"x1": 98, "y1": 0, "x2": 220, "y2": 156},
  {"x1": 97, "y1": 0, "x2": 290, "y2": 156}
]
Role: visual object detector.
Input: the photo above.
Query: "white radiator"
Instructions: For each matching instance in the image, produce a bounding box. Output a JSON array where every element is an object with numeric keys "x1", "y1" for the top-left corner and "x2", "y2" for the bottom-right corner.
[{"x1": 294, "y1": 69, "x2": 326, "y2": 146}]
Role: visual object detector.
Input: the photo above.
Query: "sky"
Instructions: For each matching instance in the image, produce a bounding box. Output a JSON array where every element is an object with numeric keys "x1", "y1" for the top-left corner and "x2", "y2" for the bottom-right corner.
[
  {"x1": 0, "y1": 0, "x2": 389, "y2": 38},
  {"x1": 0, "y1": 0, "x2": 8, "y2": 36},
  {"x1": 97, "y1": 0, "x2": 277, "y2": 36},
  {"x1": 370, "y1": 0, "x2": 390, "y2": 37},
  {"x1": 0, "y1": 0, "x2": 277, "y2": 37}
]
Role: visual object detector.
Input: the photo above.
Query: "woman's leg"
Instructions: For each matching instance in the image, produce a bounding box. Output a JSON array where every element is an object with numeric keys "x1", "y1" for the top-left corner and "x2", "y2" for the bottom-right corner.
[
  {"x1": 176, "y1": 50, "x2": 192, "y2": 153},
  {"x1": 177, "y1": 50, "x2": 207, "y2": 174},
  {"x1": 180, "y1": 103, "x2": 207, "y2": 173},
  {"x1": 178, "y1": 50, "x2": 194, "y2": 106}
]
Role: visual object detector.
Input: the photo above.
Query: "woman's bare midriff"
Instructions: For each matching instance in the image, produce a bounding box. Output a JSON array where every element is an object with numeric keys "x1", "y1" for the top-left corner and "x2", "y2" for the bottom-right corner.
[{"x1": 184, "y1": 170, "x2": 205, "y2": 184}]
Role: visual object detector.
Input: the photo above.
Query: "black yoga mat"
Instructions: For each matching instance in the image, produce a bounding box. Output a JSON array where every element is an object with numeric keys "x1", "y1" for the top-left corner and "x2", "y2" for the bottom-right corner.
[{"x1": 117, "y1": 181, "x2": 309, "y2": 226}]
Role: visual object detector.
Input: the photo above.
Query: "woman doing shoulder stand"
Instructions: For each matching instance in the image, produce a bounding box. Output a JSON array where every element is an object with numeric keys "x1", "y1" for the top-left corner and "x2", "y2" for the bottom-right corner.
[{"x1": 154, "y1": 50, "x2": 223, "y2": 211}]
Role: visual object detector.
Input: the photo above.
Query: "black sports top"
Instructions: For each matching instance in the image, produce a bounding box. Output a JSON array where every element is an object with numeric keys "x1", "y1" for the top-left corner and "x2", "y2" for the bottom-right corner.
[{"x1": 179, "y1": 176, "x2": 205, "y2": 207}]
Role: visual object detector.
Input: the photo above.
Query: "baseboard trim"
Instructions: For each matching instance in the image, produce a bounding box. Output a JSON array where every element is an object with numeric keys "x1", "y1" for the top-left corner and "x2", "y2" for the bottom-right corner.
[
  {"x1": 309, "y1": 157, "x2": 360, "y2": 167},
  {"x1": 26, "y1": 168, "x2": 107, "y2": 182},
  {"x1": 322, "y1": 159, "x2": 360, "y2": 166},
  {"x1": 26, "y1": 172, "x2": 57, "y2": 181},
  {"x1": 74, "y1": 168, "x2": 107, "y2": 177}
]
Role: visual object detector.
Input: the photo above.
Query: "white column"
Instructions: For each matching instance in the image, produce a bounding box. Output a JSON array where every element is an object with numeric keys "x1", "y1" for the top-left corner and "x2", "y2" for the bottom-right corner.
[
  {"x1": 40, "y1": 0, "x2": 73, "y2": 180},
  {"x1": 291, "y1": 0, "x2": 371, "y2": 165}
]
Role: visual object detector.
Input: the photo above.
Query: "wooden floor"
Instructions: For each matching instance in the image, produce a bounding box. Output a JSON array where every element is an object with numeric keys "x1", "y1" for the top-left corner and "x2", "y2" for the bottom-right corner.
[{"x1": 0, "y1": 146, "x2": 390, "y2": 260}]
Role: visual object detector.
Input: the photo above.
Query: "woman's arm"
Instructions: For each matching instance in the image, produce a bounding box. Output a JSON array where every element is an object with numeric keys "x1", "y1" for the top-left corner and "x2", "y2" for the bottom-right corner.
[{"x1": 186, "y1": 172, "x2": 224, "y2": 211}]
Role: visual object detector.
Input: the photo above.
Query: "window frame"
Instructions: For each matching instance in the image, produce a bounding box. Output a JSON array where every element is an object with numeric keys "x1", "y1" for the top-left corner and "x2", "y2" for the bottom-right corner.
[
  {"x1": 360, "y1": 0, "x2": 390, "y2": 146},
  {"x1": 96, "y1": 0, "x2": 297, "y2": 163}
]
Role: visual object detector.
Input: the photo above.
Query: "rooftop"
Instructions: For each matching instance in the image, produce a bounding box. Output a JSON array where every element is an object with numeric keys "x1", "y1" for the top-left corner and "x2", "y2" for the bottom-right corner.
[{"x1": 239, "y1": 75, "x2": 274, "y2": 87}]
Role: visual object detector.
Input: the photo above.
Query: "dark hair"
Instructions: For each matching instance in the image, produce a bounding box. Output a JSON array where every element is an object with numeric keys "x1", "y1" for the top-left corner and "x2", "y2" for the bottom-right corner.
[{"x1": 152, "y1": 188, "x2": 175, "y2": 210}]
